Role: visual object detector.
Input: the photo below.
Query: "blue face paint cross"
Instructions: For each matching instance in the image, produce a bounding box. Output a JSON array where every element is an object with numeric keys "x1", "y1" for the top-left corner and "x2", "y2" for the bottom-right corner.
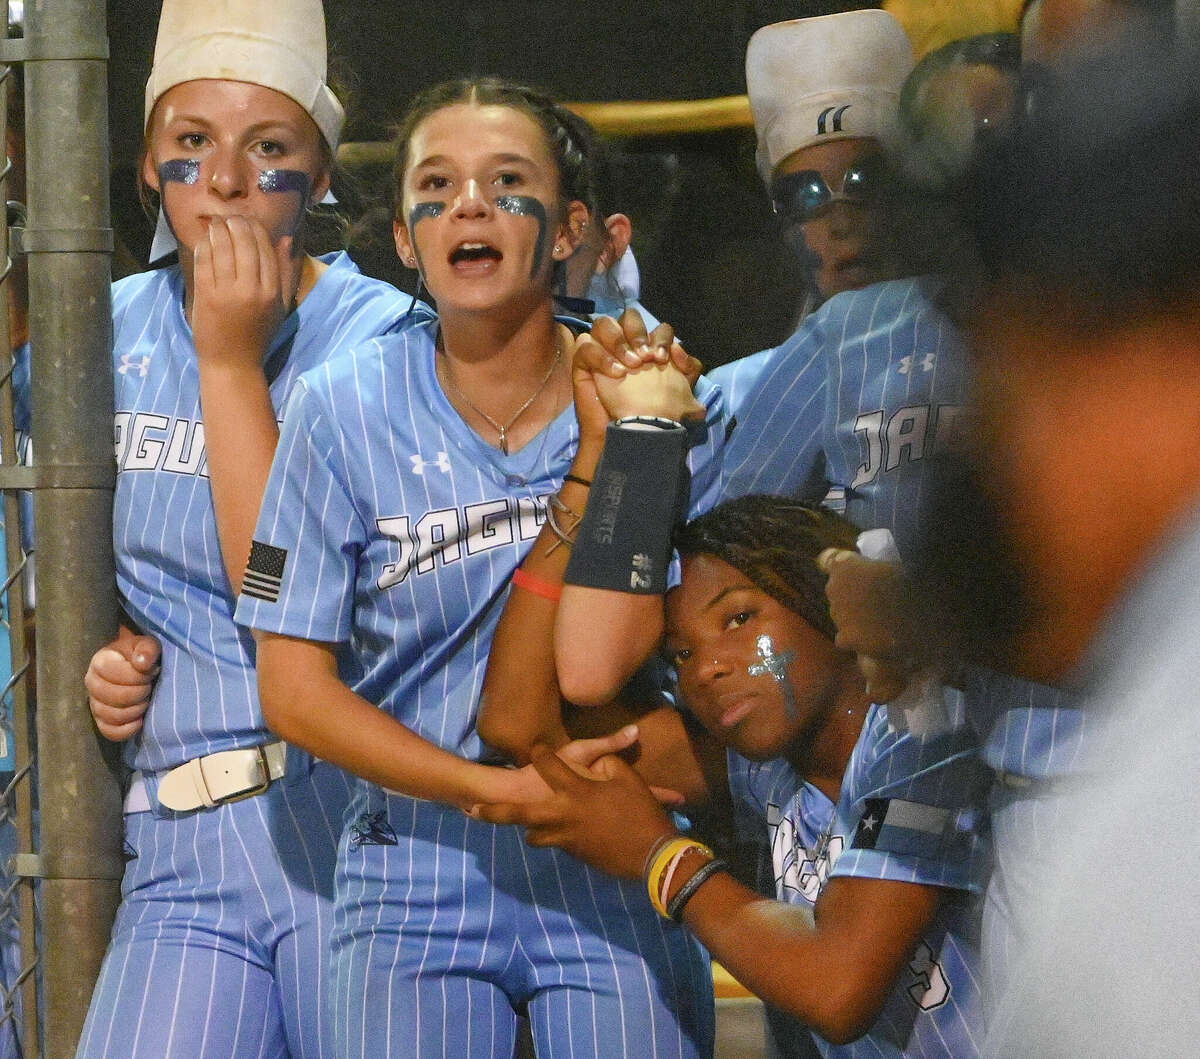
[
  {"x1": 258, "y1": 169, "x2": 312, "y2": 245},
  {"x1": 748, "y1": 634, "x2": 799, "y2": 720}
]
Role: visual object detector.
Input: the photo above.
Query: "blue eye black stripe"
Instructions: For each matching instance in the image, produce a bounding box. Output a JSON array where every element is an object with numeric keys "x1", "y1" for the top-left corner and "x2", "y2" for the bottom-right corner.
[
  {"x1": 496, "y1": 195, "x2": 549, "y2": 278},
  {"x1": 159, "y1": 159, "x2": 200, "y2": 185},
  {"x1": 257, "y1": 169, "x2": 311, "y2": 195}
]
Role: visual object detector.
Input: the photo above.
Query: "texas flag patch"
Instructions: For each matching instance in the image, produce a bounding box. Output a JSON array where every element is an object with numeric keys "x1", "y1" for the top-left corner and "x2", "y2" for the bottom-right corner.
[{"x1": 852, "y1": 798, "x2": 953, "y2": 858}]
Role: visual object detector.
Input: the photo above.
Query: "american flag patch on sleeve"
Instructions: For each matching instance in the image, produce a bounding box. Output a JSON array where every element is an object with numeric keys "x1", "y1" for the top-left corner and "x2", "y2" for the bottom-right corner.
[{"x1": 243, "y1": 540, "x2": 288, "y2": 603}]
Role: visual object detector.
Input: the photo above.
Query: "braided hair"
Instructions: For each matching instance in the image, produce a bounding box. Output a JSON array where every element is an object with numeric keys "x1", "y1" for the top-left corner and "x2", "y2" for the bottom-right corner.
[
  {"x1": 391, "y1": 77, "x2": 600, "y2": 231},
  {"x1": 675, "y1": 496, "x2": 860, "y2": 641}
]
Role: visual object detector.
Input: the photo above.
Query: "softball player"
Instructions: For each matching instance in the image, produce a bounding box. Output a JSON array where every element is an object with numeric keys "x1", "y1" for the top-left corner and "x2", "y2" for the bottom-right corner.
[
  {"x1": 708, "y1": 12, "x2": 916, "y2": 419},
  {"x1": 479, "y1": 496, "x2": 990, "y2": 1057},
  {"x1": 236, "y1": 79, "x2": 721, "y2": 1058},
  {"x1": 75, "y1": 2, "x2": 419, "y2": 1056},
  {"x1": 720, "y1": 14, "x2": 1087, "y2": 1010}
]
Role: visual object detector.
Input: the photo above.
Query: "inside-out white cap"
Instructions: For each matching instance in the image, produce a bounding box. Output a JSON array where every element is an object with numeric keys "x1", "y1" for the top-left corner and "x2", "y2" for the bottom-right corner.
[
  {"x1": 747, "y1": 10, "x2": 915, "y2": 178},
  {"x1": 144, "y1": 0, "x2": 344, "y2": 151}
]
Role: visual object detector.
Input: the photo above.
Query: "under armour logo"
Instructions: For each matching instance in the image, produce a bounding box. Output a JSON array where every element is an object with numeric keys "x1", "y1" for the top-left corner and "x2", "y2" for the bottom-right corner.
[
  {"x1": 817, "y1": 104, "x2": 851, "y2": 135},
  {"x1": 898, "y1": 353, "x2": 937, "y2": 375},
  {"x1": 410, "y1": 452, "x2": 451, "y2": 475},
  {"x1": 118, "y1": 353, "x2": 152, "y2": 377}
]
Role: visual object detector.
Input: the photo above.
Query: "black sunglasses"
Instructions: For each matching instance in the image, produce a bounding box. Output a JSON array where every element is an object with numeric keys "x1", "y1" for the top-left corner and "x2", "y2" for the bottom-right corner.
[{"x1": 769, "y1": 157, "x2": 882, "y2": 223}]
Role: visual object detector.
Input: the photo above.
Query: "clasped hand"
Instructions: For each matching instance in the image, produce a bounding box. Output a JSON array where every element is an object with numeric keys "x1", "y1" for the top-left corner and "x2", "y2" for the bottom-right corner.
[{"x1": 569, "y1": 309, "x2": 705, "y2": 440}]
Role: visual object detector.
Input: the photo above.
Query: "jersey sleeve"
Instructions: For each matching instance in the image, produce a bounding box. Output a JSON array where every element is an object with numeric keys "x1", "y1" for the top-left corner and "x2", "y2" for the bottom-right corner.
[
  {"x1": 234, "y1": 372, "x2": 367, "y2": 643},
  {"x1": 706, "y1": 347, "x2": 774, "y2": 421},
  {"x1": 829, "y1": 705, "x2": 991, "y2": 893},
  {"x1": 718, "y1": 315, "x2": 829, "y2": 503},
  {"x1": 683, "y1": 373, "x2": 729, "y2": 519}
]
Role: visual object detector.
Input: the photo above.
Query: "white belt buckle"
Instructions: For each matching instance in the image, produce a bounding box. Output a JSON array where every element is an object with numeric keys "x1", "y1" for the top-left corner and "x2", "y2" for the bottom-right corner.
[
  {"x1": 157, "y1": 743, "x2": 283, "y2": 812},
  {"x1": 209, "y1": 744, "x2": 272, "y2": 805}
]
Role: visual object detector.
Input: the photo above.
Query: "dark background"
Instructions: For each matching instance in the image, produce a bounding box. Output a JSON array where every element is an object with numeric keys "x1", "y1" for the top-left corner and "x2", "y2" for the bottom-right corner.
[{"x1": 105, "y1": 1, "x2": 881, "y2": 367}]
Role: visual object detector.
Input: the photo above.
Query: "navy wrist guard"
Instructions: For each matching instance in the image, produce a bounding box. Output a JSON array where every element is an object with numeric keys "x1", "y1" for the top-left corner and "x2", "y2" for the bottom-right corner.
[{"x1": 564, "y1": 418, "x2": 690, "y2": 594}]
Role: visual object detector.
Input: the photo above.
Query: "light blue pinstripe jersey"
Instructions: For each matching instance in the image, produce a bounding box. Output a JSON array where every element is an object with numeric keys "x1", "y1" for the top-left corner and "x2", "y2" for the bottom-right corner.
[
  {"x1": 236, "y1": 318, "x2": 726, "y2": 768},
  {"x1": 728, "y1": 703, "x2": 989, "y2": 1058},
  {"x1": 964, "y1": 670, "x2": 1087, "y2": 779},
  {"x1": 112, "y1": 252, "x2": 419, "y2": 772},
  {"x1": 706, "y1": 348, "x2": 774, "y2": 421},
  {"x1": 719, "y1": 278, "x2": 966, "y2": 560}
]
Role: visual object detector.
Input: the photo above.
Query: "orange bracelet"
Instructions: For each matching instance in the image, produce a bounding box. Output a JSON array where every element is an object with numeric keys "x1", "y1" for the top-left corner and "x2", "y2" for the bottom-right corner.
[{"x1": 511, "y1": 567, "x2": 563, "y2": 602}]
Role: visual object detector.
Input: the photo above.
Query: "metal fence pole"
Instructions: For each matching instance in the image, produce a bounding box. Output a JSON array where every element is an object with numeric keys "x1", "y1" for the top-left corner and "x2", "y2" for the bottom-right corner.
[{"x1": 16, "y1": 1, "x2": 119, "y2": 1054}]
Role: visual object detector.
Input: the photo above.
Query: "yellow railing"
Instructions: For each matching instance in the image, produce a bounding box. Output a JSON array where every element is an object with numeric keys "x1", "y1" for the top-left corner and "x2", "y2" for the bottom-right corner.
[{"x1": 337, "y1": 94, "x2": 754, "y2": 167}]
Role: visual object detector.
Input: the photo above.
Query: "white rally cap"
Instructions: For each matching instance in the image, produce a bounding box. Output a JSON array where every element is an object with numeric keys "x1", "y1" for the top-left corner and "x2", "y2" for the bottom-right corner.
[
  {"x1": 144, "y1": 0, "x2": 344, "y2": 151},
  {"x1": 747, "y1": 10, "x2": 915, "y2": 177}
]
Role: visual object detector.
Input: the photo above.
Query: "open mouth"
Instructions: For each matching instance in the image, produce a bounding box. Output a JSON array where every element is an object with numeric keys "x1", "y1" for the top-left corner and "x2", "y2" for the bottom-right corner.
[{"x1": 449, "y1": 242, "x2": 503, "y2": 266}]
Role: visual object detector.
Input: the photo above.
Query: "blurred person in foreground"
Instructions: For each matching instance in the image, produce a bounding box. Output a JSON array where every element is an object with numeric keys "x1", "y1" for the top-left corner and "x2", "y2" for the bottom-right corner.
[
  {"x1": 1020, "y1": 0, "x2": 1175, "y2": 63},
  {"x1": 911, "y1": 37, "x2": 1200, "y2": 1055},
  {"x1": 815, "y1": 1, "x2": 1183, "y2": 1008}
]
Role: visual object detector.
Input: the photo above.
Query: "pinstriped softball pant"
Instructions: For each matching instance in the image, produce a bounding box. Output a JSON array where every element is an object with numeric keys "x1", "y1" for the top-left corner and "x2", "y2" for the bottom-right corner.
[
  {"x1": 333, "y1": 793, "x2": 715, "y2": 1058},
  {"x1": 76, "y1": 760, "x2": 351, "y2": 1059}
]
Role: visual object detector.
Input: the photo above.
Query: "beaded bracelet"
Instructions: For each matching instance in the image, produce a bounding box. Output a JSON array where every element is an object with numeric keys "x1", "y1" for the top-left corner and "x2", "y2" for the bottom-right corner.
[{"x1": 667, "y1": 858, "x2": 727, "y2": 923}]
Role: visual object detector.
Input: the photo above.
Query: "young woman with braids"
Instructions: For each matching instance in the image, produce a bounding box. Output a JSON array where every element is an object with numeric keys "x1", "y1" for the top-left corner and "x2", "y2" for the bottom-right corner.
[
  {"x1": 479, "y1": 495, "x2": 992, "y2": 1057},
  {"x1": 236, "y1": 78, "x2": 725, "y2": 1058}
]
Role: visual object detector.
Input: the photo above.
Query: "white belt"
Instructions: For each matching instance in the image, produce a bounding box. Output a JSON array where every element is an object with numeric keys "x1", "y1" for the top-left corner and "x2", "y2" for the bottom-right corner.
[{"x1": 125, "y1": 742, "x2": 288, "y2": 814}]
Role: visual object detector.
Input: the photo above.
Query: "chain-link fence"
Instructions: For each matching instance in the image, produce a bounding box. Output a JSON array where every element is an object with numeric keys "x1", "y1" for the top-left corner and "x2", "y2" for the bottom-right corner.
[
  {"x1": 0, "y1": 2, "x2": 123, "y2": 1055},
  {"x1": 0, "y1": 22, "x2": 38, "y2": 1054}
]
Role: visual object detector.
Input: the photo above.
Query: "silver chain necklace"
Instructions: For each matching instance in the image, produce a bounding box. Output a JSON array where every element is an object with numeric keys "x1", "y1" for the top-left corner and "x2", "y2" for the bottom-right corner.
[{"x1": 438, "y1": 340, "x2": 563, "y2": 455}]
